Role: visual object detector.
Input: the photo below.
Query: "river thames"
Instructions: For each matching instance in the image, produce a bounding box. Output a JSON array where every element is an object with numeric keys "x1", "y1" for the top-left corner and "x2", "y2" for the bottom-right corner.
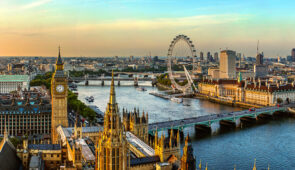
[{"x1": 77, "y1": 84, "x2": 295, "y2": 169}]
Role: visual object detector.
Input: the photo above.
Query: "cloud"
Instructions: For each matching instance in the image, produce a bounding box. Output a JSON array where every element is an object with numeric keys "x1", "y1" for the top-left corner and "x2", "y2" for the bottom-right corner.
[
  {"x1": 74, "y1": 14, "x2": 251, "y2": 31},
  {"x1": 20, "y1": 0, "x2": 52, "y2": 10},
  {"x1": 0, "y1": 13, "x2": 251, "y2": 39}
]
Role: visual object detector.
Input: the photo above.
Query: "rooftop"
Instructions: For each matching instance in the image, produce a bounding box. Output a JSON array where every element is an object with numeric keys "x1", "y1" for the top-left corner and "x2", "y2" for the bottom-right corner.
[
  {"x1": 28, "y1": 144, "x2": 61, "y2": 150},
  {"x1": 130, "y1": 156, "x2": 160, "y2": 166},
  {"x1": 0, "y1": 75, "x2": 30, "y2": 82},
  {"x1": 126, "y1": 132, "x2": 155, "y2": 157},
  {"x1": 0, "y1": 142, "x2": 21, "y2": 170},
  {"x1": 64, "y1": 126, "x2": 103, "y2": 136},
  {"x1": 76, "y1": 139, "x2": 95, "y2": 161}
]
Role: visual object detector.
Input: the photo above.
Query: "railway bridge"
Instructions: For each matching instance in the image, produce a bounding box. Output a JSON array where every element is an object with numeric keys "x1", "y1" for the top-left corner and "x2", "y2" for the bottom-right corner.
[{"x1": 70, "y1": 75, "x2": 157, "y2": 86}]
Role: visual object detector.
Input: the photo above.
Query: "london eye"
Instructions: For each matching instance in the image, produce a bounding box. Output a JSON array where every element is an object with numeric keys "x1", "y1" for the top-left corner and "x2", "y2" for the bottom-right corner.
[{"x1": 167, "y1": 34, "x2": 197, "y2": 93}]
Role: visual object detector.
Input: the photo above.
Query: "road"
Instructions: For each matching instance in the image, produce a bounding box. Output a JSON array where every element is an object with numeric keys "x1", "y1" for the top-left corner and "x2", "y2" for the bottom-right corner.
[{"x1": 148, "y1": 104, "x2": 294, "y2": 131}]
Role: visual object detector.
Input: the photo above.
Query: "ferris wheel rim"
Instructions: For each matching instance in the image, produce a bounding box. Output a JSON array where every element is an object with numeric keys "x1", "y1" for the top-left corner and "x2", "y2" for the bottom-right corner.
[{"x1": 167, "y1": 34, "x2": 197, "y2": 92}]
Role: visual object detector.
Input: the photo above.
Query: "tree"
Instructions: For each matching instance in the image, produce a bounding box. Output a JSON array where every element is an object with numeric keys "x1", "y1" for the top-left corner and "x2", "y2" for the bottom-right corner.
[
  {"x1": 277, "y1": 98, "x2": 283, "y2": 104},
  {"x1": 67, "y1": 90, "x2": 96, "y2": 123},
  {"x1": 9, "y1": 137, "x2": 20, "y2": 147}
]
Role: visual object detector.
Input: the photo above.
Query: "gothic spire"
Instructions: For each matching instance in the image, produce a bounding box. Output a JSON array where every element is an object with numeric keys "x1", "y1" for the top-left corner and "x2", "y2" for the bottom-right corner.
[
  {"x1": 109, "y1": 70, "x2": 116, "y2": 105},
  {"x1": 56, "y1": 45, "x2": 63, "y2": 65},
  {"x1": 4, "y1": 119, "x2": 8, "y2": 140}
]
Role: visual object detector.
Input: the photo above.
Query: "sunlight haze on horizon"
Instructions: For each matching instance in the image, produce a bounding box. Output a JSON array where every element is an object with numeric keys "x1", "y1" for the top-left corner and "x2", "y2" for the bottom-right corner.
[{"x1": 0, "y1": 0, "x2": 294, "y2": 57}]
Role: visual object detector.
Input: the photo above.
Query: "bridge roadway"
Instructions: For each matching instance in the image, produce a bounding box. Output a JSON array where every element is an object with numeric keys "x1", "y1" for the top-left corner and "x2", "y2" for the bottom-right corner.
[
  {"x1": 114, "y1": 72, "x2": 162, "y2": 76},
  {"x1": 148, "y1": 104, "x2": 295, "y2": 133},
  {"x1": 70, "y1": 76, "x2": 153, "y2": 81}
]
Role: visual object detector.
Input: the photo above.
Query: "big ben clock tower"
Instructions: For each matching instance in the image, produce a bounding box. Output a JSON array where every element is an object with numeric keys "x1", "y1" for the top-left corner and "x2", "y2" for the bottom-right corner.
[{"x1": 51, "y1": 46, "x2": 68, "y2": 144}]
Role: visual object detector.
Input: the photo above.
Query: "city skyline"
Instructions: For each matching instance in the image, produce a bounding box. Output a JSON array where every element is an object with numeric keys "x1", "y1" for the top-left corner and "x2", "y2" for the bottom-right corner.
[{"x1": 0, "y1": 0, "x2": 295, "y2": 57}]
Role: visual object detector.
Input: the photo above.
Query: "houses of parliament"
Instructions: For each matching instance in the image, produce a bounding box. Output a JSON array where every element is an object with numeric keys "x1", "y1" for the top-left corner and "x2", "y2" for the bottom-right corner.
[{"x1": 0, "y1": 49, "x2": 196, "y2": 170}]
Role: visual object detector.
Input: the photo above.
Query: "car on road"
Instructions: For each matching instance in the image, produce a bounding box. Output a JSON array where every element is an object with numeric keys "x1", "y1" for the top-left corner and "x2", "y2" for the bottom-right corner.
[
  {"x1": 277, "y1": 104, "x2": 282, "y2": 107},
  {"x1": 249, "y1": 107, "x2": 255, "y2": 111}
]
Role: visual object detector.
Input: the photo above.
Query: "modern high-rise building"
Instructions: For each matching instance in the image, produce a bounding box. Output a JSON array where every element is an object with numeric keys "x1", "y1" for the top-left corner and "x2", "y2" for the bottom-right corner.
[
  {"x1": 200, "y1": 52, "x2": 204, "y2": 61},
  {"x1": 255, "y1": 50, "x2": 267, "y2": 77},
  {"x1": 277, "y1": 56, "x2": 281, "y2": 63},
  {"x1": 207, "y1": 52, "x2": 211, "y2": 62},
  {"x1": 237, "y1": 53, "x2": 242, "y2": 68},
  {"x1": 256, "y1": 53, "x2": 264, "y2": 65},
  {"x1": 214, "y1": 52, "x2": 219, "y2": 62},
  {"x1": 219, "y1": 50, "x2": 236, "y2": 79},
  {"x1": 292, "y1": 48, "x2": 295, "y2": 62}
]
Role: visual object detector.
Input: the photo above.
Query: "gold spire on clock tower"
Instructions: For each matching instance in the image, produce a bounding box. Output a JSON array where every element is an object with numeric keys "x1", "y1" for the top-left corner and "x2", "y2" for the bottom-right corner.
[
  {"x1": 56, "y1": 45, "x2": 64, "y2": 70},
  {"x1": 51, "y1": 46, "x2": 68, "y2": 144}
]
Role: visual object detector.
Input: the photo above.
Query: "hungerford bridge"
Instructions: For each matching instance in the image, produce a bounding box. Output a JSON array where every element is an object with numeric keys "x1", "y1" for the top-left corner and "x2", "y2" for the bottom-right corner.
[
  {"x1": 69, "y1": 72, "x2": 160, "y2": 86},
  {"x1": 148, "y1": 103, "x2": 295, "y2": 135}
]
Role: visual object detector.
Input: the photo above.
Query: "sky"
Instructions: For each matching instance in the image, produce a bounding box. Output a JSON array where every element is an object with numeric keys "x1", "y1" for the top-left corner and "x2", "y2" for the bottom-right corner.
[{"x1": 0, "y1": 0, "x2": 294, "y2": 57}]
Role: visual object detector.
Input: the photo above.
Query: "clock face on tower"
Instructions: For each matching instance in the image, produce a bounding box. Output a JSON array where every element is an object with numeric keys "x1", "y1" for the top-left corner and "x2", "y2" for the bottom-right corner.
[{"x1": 56, "y1": 85, "x2": 64, "y2": 93}]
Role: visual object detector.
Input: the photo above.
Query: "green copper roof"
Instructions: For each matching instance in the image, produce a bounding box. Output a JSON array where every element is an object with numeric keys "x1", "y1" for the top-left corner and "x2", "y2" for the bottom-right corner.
[{"x1": 0, "y1": 75, "x2": 30, "y2": 82}]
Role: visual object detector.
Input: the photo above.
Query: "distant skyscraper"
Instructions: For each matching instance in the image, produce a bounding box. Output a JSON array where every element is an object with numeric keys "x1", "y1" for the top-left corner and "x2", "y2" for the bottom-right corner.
[
  {"x1": 237, "y1": 53, "x2": 241, "y2": 60},
  {"x1": 277, "y1": 56, "x2": 281, "y2": 63},
  {"x1": 220, "y1": 50, "x2": 236, "y2": 79},
  {"x1": 292, "y1": 48, "x2": 295, "y2": 62},
  {"x1": 200, "y1": 52, "x2": 204, "y2": 61},
  {"x1": 237, "y1": 53, "x2": 242, "y2": 68},
  {"x1": 207, "y1": 52, "x2": 211, "y2": 61},
  {"x1": 242, "y1": 54, "x2": 246, "y2": 61},
  {"x1": 256, "y1": 40, "x2": 263, "y2": 65},
  {"x1": 256, "y1": 53, "x2": 263, "y2": 65},
  {"x1": 214, "y1": 52, "x2": 218, "y2": 61},
  {"x1": 287, "y1": 55, "x2": 292, "y2": 62}
]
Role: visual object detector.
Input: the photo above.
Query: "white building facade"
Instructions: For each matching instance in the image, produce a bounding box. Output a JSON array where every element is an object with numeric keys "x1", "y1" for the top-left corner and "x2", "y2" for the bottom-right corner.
[{"x1": 0, "y1": 75, "x2": 30, "y2": 93}]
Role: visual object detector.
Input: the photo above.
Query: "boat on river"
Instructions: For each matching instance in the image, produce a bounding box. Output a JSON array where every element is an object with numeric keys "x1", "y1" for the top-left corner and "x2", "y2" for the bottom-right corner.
[
  {"x1": 136, "y1": 87, "x2": 147, "y2": 91},
  {"x1": 85, "y1": 96, "x2": 94, "y2": 102},
  {"x1": 170, "y1": 97, "x2": 183, "y2": 103}
]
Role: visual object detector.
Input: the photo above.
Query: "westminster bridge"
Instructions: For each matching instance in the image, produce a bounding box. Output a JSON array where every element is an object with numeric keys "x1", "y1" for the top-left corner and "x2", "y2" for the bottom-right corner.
[{"x1": 148, "y1": 104, "x2": 295, "y2": 135}]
